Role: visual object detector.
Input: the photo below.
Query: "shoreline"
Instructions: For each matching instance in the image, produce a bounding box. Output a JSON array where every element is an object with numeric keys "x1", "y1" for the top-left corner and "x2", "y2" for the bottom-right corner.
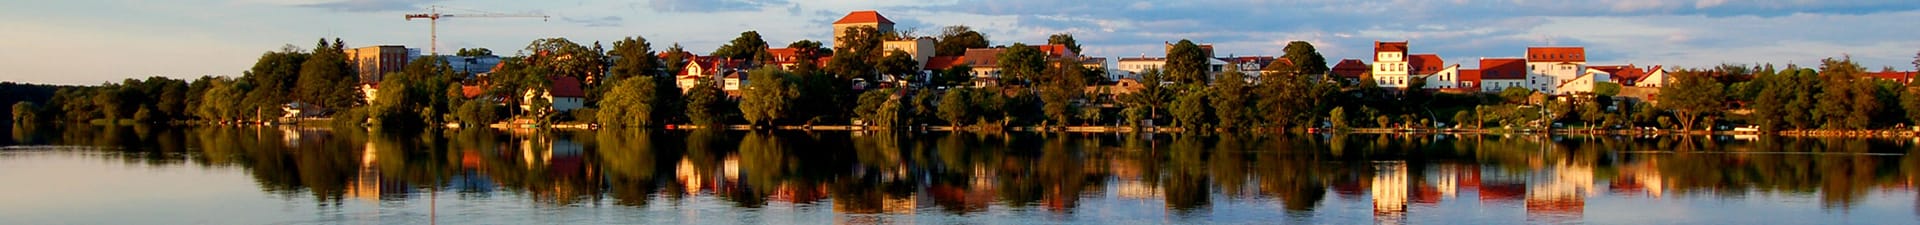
[{"x1": 53, "y1": 118, "x2": 1920, "y2": 138}]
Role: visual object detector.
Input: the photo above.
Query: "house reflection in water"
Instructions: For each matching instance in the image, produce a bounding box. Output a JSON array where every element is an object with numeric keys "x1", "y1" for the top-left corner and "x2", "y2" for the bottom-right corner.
[{"x1": 1526, "y1": 159, "x2": 1594, "y2": 222}]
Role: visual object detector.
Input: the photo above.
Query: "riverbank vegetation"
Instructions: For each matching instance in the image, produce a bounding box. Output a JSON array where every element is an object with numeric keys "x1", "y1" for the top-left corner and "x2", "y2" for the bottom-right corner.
[{"x1": 7, "y1": 34, "x2": 1920, "y2": 135}]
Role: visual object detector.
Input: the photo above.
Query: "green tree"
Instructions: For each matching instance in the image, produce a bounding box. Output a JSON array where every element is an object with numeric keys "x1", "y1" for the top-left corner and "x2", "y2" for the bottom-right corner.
[
  {"x1": 455, "y1": 48, "x2": 493, "y2": 57},
  {"x1": 598, "y1": 75, "x2": 675, "y2": 127},
  {"x1": 875, "y1": 49, "x2": 921, "y2": 81},
  {"x1": 785, "y1": 40, "x2": 831, "y2": 75},
  {"x1": 855, "y1": 88, "x2": 907, "y2": 129},
  {"x1": 684, "y1": 79, "x2": 727, "y2": 127},
  {"x1": 453, "y1": 100, "x2": 501, "y2": 126},
  {"x1": 1500, "y1": 87, "x2": 1534, "y2": 104},
  {"x1": 1120, "y1": 69, "x2": 1174, "y2": 126},
  {"x1": 664, "y1": 43, "x2": 689, "y2": 76},
  {"x1": 1047, "y1": 33, "x2": 1081, "y2": 54},
  {"x1": 740, "y1": 68, "x2": 798, "y2": 127},
  {"x1": 938, "y1": 88, "x2": 973, "y2": 125},
  {"x1": 1658, "y1": 69, "x2": 1725, "y2": 132},
  {"x1": 935, "y1": 25, "x2": 989, "y2": 57},
  {"x1": 241, "y1": 45, "x2": 310, "y2": 120},
  {"x1": 711, "y1": 31, "x2": 772, "y2": 64},
  {"x1": 996, "y1": 43, "x2": 1046, "y2": 85},
  {"x1": 1211, "y1": 69, "x2": 1250, "y2": 130},
  {"x1": 1166, "y1": 40, "x2": 1210, "y2": 85},
  {"x1": 1039, "y1": 58, "x2": 1089, "y2": 127},
  {"x1": 296, "y1": 38, "x2": 359, "y2": 111},
  {"x1": 1329, "y1": 106, "x2": 1348, "y2": 129},
  {"x1": 1171, "y1": 86, "x2": 1212, "y2": 129},
  {"x1": 830, "y1": 26, "x2": 885, "y2": 81},
  {"x1": 11, "y1": 101, "x2": 37, "y2": 124},
  {"x1": 524, "y1": 38, "x2": 606, "y2": 83},
  {"x1": 1266, "y1": 41, "x2": 1329, "y2": 77},
  {"x1": 1783, "y1": 68, "x2": 1820, "y2": 129},
  {"x1": 609, "y1": 36, "x2": 662, "y2": 81}
]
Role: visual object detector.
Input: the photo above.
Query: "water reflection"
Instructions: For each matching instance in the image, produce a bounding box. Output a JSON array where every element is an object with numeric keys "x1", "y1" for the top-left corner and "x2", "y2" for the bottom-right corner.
[{"x1": 7, "y1": 125, "x2": 1920, "y2": 223}]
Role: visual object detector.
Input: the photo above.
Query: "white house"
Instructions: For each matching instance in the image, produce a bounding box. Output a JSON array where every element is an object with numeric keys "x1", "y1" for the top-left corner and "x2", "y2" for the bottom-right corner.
[
  {"x1": 1479, "y1": 58, "x2": 1530, "y2": 93},
  {"x1": 1372, "y1": 41, "x2": 1412, "y2": 89},
  {"x1": 1525, "y1": 47, "x2": 1588, "y2": 93},
  {"x1": 523, "y1": 76, "x2": 585, "y2": 113}
]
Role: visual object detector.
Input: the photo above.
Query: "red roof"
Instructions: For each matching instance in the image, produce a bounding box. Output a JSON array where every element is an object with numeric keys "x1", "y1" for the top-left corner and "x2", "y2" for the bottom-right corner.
[
  {"x1": 832, "y1": 10, "x2": 894, "y2": 25},
  {"x1": 1332, "y1": 59, "x2": 1369, "y2": 78},
  {"x1": 461, "y1": 85, "x2": 486, "y2": 99},
  {"x1": 1868, "y1": 71, "x2": 1916, "y2": 82},
  {"x1": 1527, "y1": 47, "x2": 1586, "y2": 63},
  {"x1": 1480, "y1": 58, "x2": 1528, "y2": 79},
  {"x1": 1036, "y1": 44, "x2": 1075, "y2": 58},
  {"x1": 962, "y1": 48, "x2": 1004, "y2": 68},
  {"x1": 924, "y1": 56, "x2": 963, "y2": 70},
  {"x1": 550, "y1": 76, "x2": 585, "y2": 98},
  {"x1": 1591, "y1": 65, "x2": 1648, "y2": 84},
  {"x1": 1459, "y1": 69, "x2": 1482, "y2": 83},
  {"x1": 1409, "y1": 54, "x2": 1445, "y2": 75},
  {"x1": 1375, "y1": 41, "x2": 1408, "y2": 62}
]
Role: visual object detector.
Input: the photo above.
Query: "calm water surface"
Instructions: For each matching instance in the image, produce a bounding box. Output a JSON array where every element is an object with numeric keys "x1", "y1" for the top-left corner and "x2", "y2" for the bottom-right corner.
[{"x1": 3, "y1": 124, "x2": 1919, "y2": 224}]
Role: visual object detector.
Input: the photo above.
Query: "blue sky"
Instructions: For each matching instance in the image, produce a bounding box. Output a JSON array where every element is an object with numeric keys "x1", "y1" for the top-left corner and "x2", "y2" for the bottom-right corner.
[{"x1": 4, "y1": 0, "x2": 1918, "y2": 85}]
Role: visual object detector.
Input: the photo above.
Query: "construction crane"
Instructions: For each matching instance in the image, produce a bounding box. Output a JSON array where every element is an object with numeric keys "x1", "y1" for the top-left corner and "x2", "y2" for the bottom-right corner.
[{"x1": 405, "y1": 5, "x2": 548, "y2": 55}]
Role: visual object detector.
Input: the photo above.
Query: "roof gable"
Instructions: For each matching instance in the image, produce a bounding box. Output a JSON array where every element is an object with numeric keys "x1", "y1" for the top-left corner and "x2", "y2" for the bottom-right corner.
[
  {"x1": 833, "y1": 10, "x2": 895, "y2": 25},
  {"x1": 1409, "y1": 54, "x2": 1445, "y2": 75},
  {"x1": 550, "y1": 76, "x2": 585, "y2": 98}
]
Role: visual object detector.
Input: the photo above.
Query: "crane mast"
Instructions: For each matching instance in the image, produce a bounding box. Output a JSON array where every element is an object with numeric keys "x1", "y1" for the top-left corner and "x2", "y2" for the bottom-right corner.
[{"x1": 405, "y1": 5, "x2": 548, "y2": 55}]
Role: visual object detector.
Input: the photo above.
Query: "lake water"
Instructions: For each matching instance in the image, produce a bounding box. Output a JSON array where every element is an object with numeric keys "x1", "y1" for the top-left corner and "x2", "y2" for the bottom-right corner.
[{"x1": 3, "y1": 124, "x2": 1918, "y2": 224}]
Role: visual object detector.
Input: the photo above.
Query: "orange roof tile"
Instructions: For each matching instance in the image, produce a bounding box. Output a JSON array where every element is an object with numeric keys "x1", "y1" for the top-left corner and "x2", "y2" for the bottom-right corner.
[
  {"x1": 833, "y1": 10, "x2": 895, "y2": 25},
  {"x1": 1527, "y1": 47, "x2": 1586, "y2": 63},
  {"x1": 925, "y1": 56, "x2": 963, "y2": 70},
  {"x1": 1459, "y1": 69, "x2": 1482, "y2": 83},
  {"x1": 1480, "y1": 58, "x2": 1528, "y2": 79},
  {"x1": 1409, "y1": 54, "x2": 1445, "y2": 75}
]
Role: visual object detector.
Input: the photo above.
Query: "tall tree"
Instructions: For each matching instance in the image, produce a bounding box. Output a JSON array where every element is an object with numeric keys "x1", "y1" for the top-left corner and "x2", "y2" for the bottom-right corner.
[
  {"x1": 712, "y1": 31, "x2": 772, "y2": 64},
  {"x1": 664, "y1": 43, "x2": 689, "y2": 76},
  {"x1": 875, "y1": 49, "x2": 922, "y2": 81},
  {"x1": 830, "y1": 26, "x2": 885, "y2": 81},
  {"x1": 296, "y1": 38, "x2": 359, "y2": 111},
  {"x1": 1267, "y1": 41, "x2": 1329, "y2": 77},
  {"x1": 609, "y1": 36, "x2": 662, "y2": 82},
  {"x1": 1047, "y1": 33, "x2": 1081, "y2": 54},
  {"x1": 1657, "y1": 69, "x2": 1725, "y2": 132},
  {"x1": 935, "y1": 25, "x2": 990, "y2": 57},
  {"x1": 740, "y1": 68, "x2": 798, "y2": 127},
  {"x1": 785, "y1": 40, "x2": 831, "y2": 75},
  {"x1": 1210, "y1": 69, "x2": 1250, "y2": 130},
  {"x1": 996, "y1": 43, "x2": 1046, "y2": 86},
  {"x1": 524, "y1": 38, "x2": 605, "y2": 83},
  {"x1": 598, "y1": 74, "x2": 674, "y2": 127},
  {"x1": 1039, "y1": 58, "x2": 1087, "y2": 127},
  {"x1": 1166, "y1": 40, "x2": 1210, "y2": 85},
  {"x1": 684, "y1": 79, "x2": 728, "y2": 126}
]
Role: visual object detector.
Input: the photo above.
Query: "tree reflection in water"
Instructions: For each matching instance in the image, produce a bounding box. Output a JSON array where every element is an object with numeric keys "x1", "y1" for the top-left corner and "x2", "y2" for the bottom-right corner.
[{"x1": 13, "y1": 125, "x2": 1920, "y2": 220}]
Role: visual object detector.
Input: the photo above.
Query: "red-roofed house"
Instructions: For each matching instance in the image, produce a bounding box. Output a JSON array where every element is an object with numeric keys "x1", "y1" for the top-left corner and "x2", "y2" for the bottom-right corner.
[
  {"x1": 961, "y1": 48, "x2": 1006, "y2": 87},
  {"x1": 676, "y1": 56, "x2": 751, "y2": 93},
  {"x1": 832, "y1": 10, "x2": 895, "y2": 48},
  {"x1": 1526, "y1": 47, "x2": 1588, "y2": 93},
  {"x1": 1480, "y1": 58, "x2": 1529, "y2": 92},
  {"x1": 1331, "y1": 59, "x2": 1369, "y2": 83},
  {"x1": 1372, "y1": 41, "x2": 1414, "y2": 89},
  {"x1": 523, "y1": 76, "x2": 586, "y2": 113}
]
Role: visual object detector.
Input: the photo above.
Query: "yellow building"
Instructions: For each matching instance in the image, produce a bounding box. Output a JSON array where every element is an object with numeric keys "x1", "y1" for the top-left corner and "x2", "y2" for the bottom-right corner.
[
  {"x1": 345, "y1": 45, "x2": 410, "y2": 83},
  {"x1": 831, "y1": 10, "x2": 895, "y2": 48}
]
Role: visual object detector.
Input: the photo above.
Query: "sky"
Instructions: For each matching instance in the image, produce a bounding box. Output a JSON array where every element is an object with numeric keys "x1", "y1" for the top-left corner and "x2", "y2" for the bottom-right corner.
[{"x1": 3, "y1": 0, "x2": 1919, "y2": 85}]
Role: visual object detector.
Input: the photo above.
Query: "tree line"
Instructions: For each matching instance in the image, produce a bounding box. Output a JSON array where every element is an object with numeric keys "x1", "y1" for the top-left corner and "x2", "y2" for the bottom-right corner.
[{"x1": 11, "y1": 30, "x2": 1919, "y2": 134}]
